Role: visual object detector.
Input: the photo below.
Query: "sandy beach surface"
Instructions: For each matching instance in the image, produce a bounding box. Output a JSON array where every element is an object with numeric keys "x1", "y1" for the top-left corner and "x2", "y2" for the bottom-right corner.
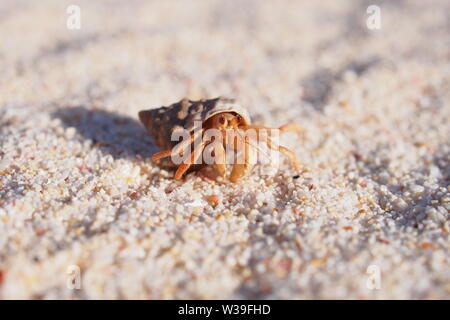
[{"x1": 0, "y1": 0, "x2": 449, "y2": 299}]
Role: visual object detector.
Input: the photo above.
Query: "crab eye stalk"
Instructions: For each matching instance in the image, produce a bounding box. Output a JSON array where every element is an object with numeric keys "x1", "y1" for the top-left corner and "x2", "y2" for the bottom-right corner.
[
  {"x1": 236, "y1": 115, "x2": 242, "y2": 122},
  {"x1": 219, "y1": 116, "x2": 226, "y2": 125}
]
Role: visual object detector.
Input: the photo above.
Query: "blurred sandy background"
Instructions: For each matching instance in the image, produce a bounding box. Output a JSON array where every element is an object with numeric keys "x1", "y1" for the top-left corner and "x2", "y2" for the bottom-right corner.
[{"x1": 0, "y1": 0, "x2": 449, "y2": 299}]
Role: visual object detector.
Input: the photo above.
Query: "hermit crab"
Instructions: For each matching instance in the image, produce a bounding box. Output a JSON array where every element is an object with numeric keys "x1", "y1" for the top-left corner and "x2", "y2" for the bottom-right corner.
[{"x1": 139, "y1": 97, "x2": 302, "y2": 182}]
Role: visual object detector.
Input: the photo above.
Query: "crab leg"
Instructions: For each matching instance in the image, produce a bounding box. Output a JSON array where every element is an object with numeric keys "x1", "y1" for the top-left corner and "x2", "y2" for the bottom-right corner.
[
  {"x1": 277, "y1": 122, "x2": 302, "y2": 134},
  {"x1": 214, "y1": 143, "x2": 227, "y2": 177},
  {"x1": 265, "y1": 137, "x2": 300, "y2": 171},
  {"x1": 239, "y1": 123, "x2": 302, "y2": 171},
  {"x1": 151, "y1": 149, "x2": 173, "y2": 162},
  {"x1": 151, "y1": 129, "x2": 203, "y2": 162},
  {"x1": 240, "y1": 122, "x2": 302, "y2": 135},
  {"x1": 174, "y1": 136, "x2": 207, "y2": 180},
  {"x1": 230, "y1": 135, "x2": 251, "y2": 183}
]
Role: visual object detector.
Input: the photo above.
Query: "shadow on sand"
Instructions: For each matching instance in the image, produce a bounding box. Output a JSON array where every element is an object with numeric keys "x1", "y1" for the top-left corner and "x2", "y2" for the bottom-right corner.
[{"x1": 52, "y1": 106, "x2": 158, "y2": 160}]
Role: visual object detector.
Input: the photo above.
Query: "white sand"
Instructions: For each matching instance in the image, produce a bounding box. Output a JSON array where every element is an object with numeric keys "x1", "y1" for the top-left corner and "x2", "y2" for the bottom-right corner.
[{"x1": 0, "y1": 0, "x2": 449, "y2": 299}]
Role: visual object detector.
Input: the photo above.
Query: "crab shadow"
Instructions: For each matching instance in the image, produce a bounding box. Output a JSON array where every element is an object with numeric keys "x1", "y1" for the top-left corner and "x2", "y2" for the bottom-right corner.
[{"x1": 52, "y1": 106, "x2": 158, "y2": 160}]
